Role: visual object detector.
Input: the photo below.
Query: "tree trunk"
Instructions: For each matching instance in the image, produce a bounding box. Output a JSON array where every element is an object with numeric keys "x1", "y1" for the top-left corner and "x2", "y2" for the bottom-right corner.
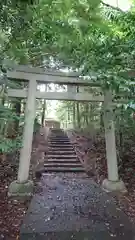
[
  {"x1": 1, "y1": 97, "x2": 5, "y2": 106},
  {"x1": 14, "y1": 99, "x2": 21, "y2": 132},
  {"x1": 7, "y1": 99, "x2": 21, "y2": 138},
  {"x1": 73, "y1": 102, "x2": 76, "y2": 128},
  {"x1": 76, "y1": 86, "x2": 81, "y2": 129},
  {"x1": 22, "y1": 99, "x2": 26, "y2": 113},
  {"x1": 85, "y1": 103, "x2": 89, "y2": 127},
  {"x1": 76, "y1": 102, "x2": 81, "y2": 128},
  {"x1": 41, "y1": 84, "x2": 47, "y2": 126},
  {"x1": 100, "y1": 104, "x2": 104, "y2": 131},
  {"x1": 67, "y1": 105, "x2": 70, "y2": 126},
  {"x1": 41, "y1": 99, "x2": 46, "y2": 126}
]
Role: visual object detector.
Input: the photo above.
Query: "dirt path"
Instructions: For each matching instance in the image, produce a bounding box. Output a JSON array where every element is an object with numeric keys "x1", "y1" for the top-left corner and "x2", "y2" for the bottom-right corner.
[
  {"x1": 20, "y1": 129, "x2": 135, "y2": 240},
  {"x1": 21, "y1": 173, "x2": 135, "y2": 239}
]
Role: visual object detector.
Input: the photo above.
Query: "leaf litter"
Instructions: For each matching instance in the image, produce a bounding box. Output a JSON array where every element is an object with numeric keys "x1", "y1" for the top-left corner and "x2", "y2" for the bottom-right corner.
[{"x1": 68, "y1": 130, "x2": 135, "y2": 224}]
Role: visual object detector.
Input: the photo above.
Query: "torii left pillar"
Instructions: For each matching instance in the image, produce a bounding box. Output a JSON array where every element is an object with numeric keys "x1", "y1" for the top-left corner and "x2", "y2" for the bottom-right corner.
[{"x1": 8, "y1": 79, "x2": 37, "y2": 197}]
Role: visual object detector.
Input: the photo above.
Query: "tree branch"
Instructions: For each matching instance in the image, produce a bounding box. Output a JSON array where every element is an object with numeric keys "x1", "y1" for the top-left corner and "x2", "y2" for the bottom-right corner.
[{"x1": 101, "y1": 1, "x2": 124, "y2": 12}]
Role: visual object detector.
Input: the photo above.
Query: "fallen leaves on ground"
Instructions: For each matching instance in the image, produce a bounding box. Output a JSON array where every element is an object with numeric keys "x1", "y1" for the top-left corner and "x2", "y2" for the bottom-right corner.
[
  {"x1": 68, "y1": 130, "x2": 135, "y2": 224},
  {"x1": 0, "y1": 130, "x2": 46, "y2": 239},
  {"x1": 0, "y1": 155, "x2": 30, "y2": 239}
]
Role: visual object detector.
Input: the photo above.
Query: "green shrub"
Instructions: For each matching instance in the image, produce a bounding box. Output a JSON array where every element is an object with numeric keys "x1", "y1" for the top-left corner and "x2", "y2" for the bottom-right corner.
[{"x1": 0, "y1": 136, "x2": 22, "y2": 153}]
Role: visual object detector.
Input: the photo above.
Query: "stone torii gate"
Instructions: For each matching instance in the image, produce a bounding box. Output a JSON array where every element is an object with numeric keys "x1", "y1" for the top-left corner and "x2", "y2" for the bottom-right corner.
[{"x1": 7, "y1": 65, "x2": 126, "y2": 196}]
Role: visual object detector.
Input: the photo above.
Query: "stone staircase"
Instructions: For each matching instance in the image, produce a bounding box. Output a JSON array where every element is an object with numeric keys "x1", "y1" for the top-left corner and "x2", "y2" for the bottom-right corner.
[{"x1": 43, "y1": 128, "x2": 84, "y2": 173}]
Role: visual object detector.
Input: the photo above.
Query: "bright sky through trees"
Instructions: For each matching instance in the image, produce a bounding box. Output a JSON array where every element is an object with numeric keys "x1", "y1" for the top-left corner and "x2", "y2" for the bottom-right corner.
[{"x1": 104, "y1": 0, "x2": 130, "y2": 11}]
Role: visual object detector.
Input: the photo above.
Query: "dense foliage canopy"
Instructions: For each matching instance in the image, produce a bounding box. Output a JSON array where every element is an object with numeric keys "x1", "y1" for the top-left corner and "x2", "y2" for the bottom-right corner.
[{"x1": 0, "y1": 0, "x2": 135, "y2": 153}]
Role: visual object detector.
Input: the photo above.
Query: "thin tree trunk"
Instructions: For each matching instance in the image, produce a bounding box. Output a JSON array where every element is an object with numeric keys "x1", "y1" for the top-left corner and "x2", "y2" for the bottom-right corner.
[
  {"x1": 100, "y1": 104, "x2": 104, "y2": 131},
  {"x1": 0, "y1": 96, "x2": 5, "y2": 136},
  {"x1": 76, "y1": 86, "x2": 81, "y2": 129},
  {"x1": 67, "y1": 104, "x2": 70, "y2": 125},
  {"x1": 41, "y1": 84, "x2": 47, "y2": 126},
  {"x1": 85, "y1": 103, "x2": 89, "y2": 127},
  {"x1": 41, "y1": 99, "x2": 46, "y2": 126},
  {"x1": 76, "y1": 102, "x2": 81, "y2": 128},
  {"x1": 7, "y1": 99, "x2": 21, "y2": 138},
  {"x1": 15, "y1": 99, "x2": 21, "y2": 132},
  {"x1": 22, "y1": 99, "x2": 26, "y2": 113},
  {"x1": 1, "y1": 97, "x2": 5, "y2": 106},
  {"x1": 73, "y1": 102, "x2": 76, "y2": 128}
]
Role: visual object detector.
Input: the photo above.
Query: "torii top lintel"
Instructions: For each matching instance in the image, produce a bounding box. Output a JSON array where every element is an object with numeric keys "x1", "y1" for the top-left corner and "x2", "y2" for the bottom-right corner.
[{"x1": 7, "y1": 65, "x2": 100, "y2": 87}]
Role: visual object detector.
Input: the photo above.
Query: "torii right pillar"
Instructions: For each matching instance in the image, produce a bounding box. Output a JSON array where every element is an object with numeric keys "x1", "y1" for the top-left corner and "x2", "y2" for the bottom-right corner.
[{"x1": 102, "y1": 90, "x2": 127, "y2": 193}]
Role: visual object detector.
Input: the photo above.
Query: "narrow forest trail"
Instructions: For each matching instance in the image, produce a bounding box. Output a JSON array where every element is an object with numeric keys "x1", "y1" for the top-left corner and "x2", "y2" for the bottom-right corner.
[{"x1": 20, "y1": 129, "x2": 135, "y2": 240}]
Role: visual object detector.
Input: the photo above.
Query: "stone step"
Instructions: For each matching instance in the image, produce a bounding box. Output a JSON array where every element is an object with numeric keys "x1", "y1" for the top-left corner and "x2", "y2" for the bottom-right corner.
[
  {"x1": 49, "y1": 138, "x2": 69, "y2": 141},
  {"x1": 48, "y1": 148, "x2": 74, "y2": 151},
  {"x1": 49, "y1": 141, "x2": 69, "y2": 143},
  {"x1": 49, "y1": 146, "x2": 73, "y2": 149},
  {"x1": 21, "y1": 232, "x2": 111, "y2": 240},
  {"x1": 47, "y1": 159, "x2": 80, "y2": 163},
  {"x1": 50, "y1": 129, "x2": 64, "y2": 131},
  {"x1": 49, "y1": 145, "x2": 72, "y2": 148},
  {"x1": 48, "y1": 151, "x2": 75, "y2": 155},
  {"x1": 50, "y1": 135, "x2": 65, "y2": 136},
  {"x1": 49, "y1": 136, "x2": 69, "y2": 138},
  {"x1": 49, "y1": 141, "x2": 70, "y2": 145},
  {"x1": 50, "y1": 133, "x2": 66, "y2": 135},
  {"x1": 48, "y1": 155, "x2": 77, "y2": 159},
  {"x1": 51, "y1": 128, "x2": 64, "y2": 133},
  {"x1": 49, "y1": 135, "x2": 69, "y2": 139},
  {"x1": 44, "y1": 163, "x2": 82, "y2": 167},
  {"x1": 38, "y1": 167, "x2": 85, "y2": 172},
  {"x1": 49, "y1": 143, "x2": 71, "y2": 145}
]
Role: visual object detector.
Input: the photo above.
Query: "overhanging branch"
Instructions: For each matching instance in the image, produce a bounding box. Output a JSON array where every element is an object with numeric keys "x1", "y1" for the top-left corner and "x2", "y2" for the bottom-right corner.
[{"x1": 101, "y1": 1, "x2": 124, "y2": 12}]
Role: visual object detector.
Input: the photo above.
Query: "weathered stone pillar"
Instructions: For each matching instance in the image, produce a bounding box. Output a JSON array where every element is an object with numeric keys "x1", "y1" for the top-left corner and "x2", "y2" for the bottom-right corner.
[
  {"x1": 102, "y1": 90, "x2": 127, "y2": 192},
  {"x1": 8, "y1": 79, "x2": 37, "y2": 197}
]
